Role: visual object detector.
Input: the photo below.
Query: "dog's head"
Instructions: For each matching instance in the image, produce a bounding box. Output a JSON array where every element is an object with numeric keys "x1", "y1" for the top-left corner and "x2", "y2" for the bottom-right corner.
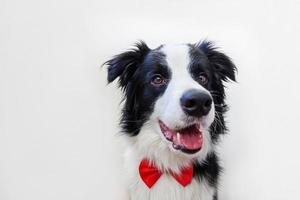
[{"x1": 105, "y1": 41, "x2": 236, "y2": 165}]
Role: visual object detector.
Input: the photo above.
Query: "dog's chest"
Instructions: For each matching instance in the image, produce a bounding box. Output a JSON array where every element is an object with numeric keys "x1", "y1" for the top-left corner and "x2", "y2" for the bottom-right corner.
[
  {"x1": 124, "y1": 151, "x2": 214, "y2": 200},
  {"x1": 129, "y1": 175, "x2": 213, "y2": 200}
]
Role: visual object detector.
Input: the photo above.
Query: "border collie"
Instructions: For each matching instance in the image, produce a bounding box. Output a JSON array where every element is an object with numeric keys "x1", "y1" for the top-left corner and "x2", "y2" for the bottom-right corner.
[{"x1": 105, "y1": 40, "x2": 236, "y2": 200}]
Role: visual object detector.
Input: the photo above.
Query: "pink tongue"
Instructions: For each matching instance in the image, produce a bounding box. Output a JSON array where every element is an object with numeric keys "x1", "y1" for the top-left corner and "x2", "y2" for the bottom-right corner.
[{"x1": 173, "y1": 126, "x2": 203, "y2": 150}]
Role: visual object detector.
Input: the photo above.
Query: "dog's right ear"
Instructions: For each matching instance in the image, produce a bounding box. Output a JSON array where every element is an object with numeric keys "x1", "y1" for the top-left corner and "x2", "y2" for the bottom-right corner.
[{"x1": 104, "y1": 41, "x2": 150, "y2": 88}]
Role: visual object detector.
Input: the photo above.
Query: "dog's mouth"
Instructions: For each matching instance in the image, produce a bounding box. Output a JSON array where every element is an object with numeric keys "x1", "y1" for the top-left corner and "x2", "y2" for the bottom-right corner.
[{"x1": 159, "y1": 120, "x2": 203, "y2": 154}]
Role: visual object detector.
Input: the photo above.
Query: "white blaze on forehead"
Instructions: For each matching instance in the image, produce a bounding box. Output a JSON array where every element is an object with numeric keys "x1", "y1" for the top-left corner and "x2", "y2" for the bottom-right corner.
[
  {"x1": 161, "y1": 44, "x2": 201, "y2": 89},
  {"x1": 161, "y1": 44, "x2": 191, "y2": 73}
]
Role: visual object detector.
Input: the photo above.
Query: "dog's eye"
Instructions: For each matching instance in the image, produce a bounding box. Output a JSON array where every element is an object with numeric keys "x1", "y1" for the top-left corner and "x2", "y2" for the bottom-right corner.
[
  {"x1": 198, "y1": 73, "x2": 208, "y2": 85},
  {"x1": 151, "y1": 74, "x2": 166, "y2": 86}
]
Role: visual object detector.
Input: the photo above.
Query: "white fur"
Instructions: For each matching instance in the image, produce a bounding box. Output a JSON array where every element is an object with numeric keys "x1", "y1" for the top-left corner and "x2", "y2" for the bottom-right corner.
[{"x1": 123, "y1": 44, "x2": 216, "y2": 200}]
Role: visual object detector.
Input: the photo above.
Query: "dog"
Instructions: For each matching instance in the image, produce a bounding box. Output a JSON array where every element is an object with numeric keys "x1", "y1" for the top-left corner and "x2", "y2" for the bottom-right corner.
[{"x1": 104, "y1": 40, "x2": 236, "y2": 200}]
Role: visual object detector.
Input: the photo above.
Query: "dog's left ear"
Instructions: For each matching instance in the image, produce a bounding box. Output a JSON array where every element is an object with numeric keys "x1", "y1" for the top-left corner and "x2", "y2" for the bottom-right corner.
[{"x1": 198, "y1": 41, "x2": 237, "y2": 82}]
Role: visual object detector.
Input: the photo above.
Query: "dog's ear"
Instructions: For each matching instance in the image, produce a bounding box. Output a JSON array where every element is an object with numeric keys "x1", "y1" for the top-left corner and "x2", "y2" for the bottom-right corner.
[
  {"x1": 104, "y1": 41, "x2": 150, "y2": 88},
  {"x1": 198, "y1": 40, "x2": 237, "y2": 82}
]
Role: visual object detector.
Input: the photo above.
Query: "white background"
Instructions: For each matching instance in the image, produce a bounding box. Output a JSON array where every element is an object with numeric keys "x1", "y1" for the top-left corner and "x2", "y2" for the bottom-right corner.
[{"x1": 1, "y1": 0, "x2": 300, "y2": 199}]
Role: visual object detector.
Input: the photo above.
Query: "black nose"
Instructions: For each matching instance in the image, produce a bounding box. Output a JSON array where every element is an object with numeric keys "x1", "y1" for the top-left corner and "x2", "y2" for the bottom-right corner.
[{"x1": 180, "y1": 89, "x2": 212, "y2": 117}]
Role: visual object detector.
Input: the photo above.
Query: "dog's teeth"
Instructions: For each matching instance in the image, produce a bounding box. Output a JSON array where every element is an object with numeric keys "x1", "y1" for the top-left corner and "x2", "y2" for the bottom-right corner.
[{"x1": 177, "y1": 132, "x2": 180, "y2": 142}]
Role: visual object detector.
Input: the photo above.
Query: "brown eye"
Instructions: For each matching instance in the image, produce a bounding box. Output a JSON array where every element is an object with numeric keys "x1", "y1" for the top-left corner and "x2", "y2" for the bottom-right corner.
[
  {"x1": 198, "y1": 73, "x2": 208, "y2": 85},
  {"x1": 151, "y1": 74, "x2": 165, "y2": 86}
]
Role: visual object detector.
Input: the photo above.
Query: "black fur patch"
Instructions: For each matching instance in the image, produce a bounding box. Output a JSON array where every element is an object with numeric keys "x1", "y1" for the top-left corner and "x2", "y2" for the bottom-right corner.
[
  {"x1": 189, "y1": 41, "x2": 236, "y2": 143},
  {"x1": 105, "y1": 41, "x2": 170, "y2": 136},
  {"x1": 193, "y1": 152, "x2": 222, "y2": 189}
]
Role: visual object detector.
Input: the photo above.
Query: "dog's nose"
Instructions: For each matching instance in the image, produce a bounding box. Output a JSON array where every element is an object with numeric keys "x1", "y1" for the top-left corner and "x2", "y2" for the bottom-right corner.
[{"x1": 180, "y1": 89, "x2": 212, "y2": 117}]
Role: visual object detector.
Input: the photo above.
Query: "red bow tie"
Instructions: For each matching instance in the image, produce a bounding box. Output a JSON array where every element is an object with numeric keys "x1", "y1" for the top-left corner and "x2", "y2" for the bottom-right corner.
[{"x1": 139, "y1": 159, "x2": 194, "y2": 188}]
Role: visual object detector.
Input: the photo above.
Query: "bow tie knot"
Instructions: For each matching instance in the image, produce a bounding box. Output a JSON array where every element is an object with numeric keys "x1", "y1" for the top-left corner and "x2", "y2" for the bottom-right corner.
[{"x1": 139, "y1": 159, "x2": 194, "y2": 188}]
